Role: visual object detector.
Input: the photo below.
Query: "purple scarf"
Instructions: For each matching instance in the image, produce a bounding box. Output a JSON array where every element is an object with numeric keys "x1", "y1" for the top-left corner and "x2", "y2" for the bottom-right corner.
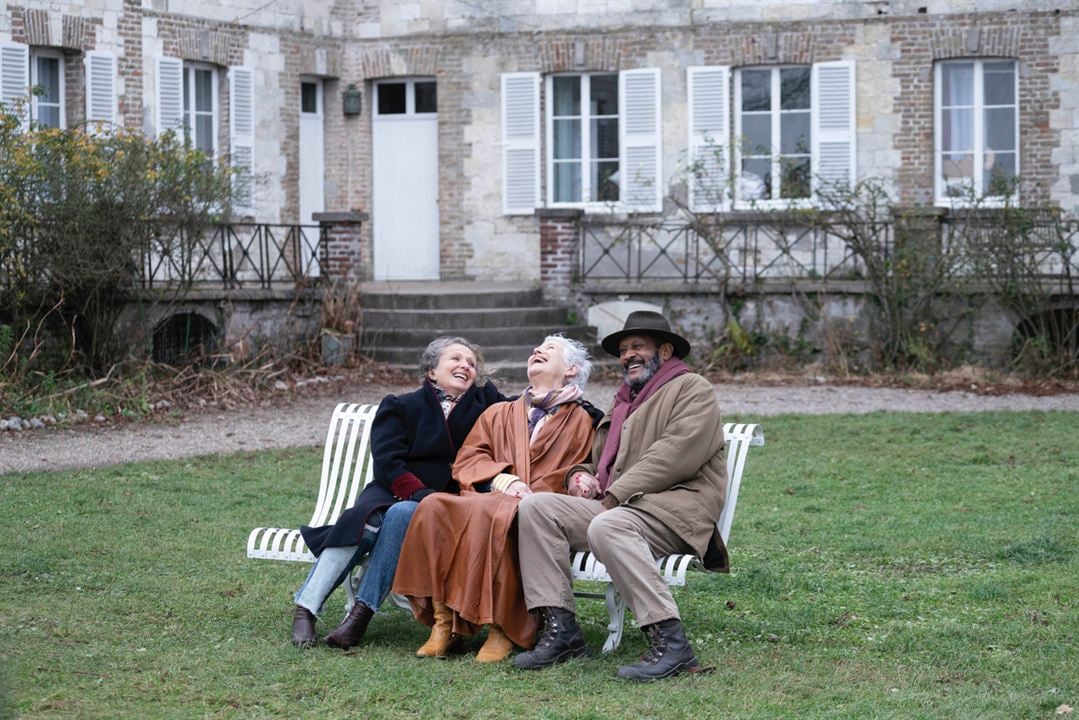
[{"x1": 596, "y1": 358, "x2": 691, "y2": 492}]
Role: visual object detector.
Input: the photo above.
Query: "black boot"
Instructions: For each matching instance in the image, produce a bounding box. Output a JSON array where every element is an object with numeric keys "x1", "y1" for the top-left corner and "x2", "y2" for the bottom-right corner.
[
  {"x1": 513, "y1": 607, "x2": 591, "y2": 670},
  {"x1": 291, "y1": 605, "x2": 317, "y2": 648},
  {"x1": 324, "y1": 603, "x2": 375, "y2": 650},
  {"x1": 616, "y1": 618, "x2": 699, "y2": 681}
]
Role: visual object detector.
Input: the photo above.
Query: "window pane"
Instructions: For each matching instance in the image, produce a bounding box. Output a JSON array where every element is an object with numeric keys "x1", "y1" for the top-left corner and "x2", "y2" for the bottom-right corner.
[
  {"x1": 378, "y1": 83, "x2": 406, "y2": 114},
  {"x1": 415, "y1": 81, "x2": 437, "y2": 113},
  {"x1": 780, "y1": 67, "x2": 810, "y2": 110},
  {"x1": 195, "y1": 69, "x2": 213, "y2": 112},
  {"x1": 301, "y1": 82, "x2": 318, "y2": 113},
  {"x1": 780, "y1": 111, "x2": 810, "y2": 155},
  {"x1": 37, "y1": 57, "x2": 60, "y2": 102},
  {"x1": 741, "y1": 157, "x2": 771, "y2": 200},
  {"x1": 740, "y1": 69, "x2": 770, "y2": 112},
  {"x1": 780, "y1": 157, "x2": 811, "y2": 199},
  {"x1": 195, "y1": 115, "x2": 214, "y2": 154},
  {"x1": 553, "y1": 161, "x2": 581, "y2": 202},
  {"x1": 552, "y1": 76, "x2": 580, "y2": 116},
  {"x1": 38, "y1": 105, "x2": 60, "y2": 129},
  {"x1": 983, "y1": 63, "x2": 1015, "y2": 106},
  {"x1": 985, "y1": 107, "x2": 1016, "y2": 152},
  {"x1": 941, "y1": 151, "x2": 973, "y2": 182},
  {"x1": 553, "y1": 118, "x2": 581, "y2": 159},
  {"x1": 741, "y1": 114, "x2": 771, "y2": 156},
  {"x1": 942, "y1": 108, "x2": 973, "y2": 152},
  {"x1": 590, "y1": 74, "x2": 618, "y2": 115},
  {"x1": 941, "y1": 63, "x2": 973, "y2": 106},
  {"x1": 985, "y1": 151, "x2": 1016, "y2": 196},
  {"x1": 184, "y1": 69, "x2": 190, "y2": 112},
  {"x1": 592, "y1": 161, "x2": 620, "y2": 202},
  {"x1": 591, "y1": 118, "x2": 618, "y2": 159}
]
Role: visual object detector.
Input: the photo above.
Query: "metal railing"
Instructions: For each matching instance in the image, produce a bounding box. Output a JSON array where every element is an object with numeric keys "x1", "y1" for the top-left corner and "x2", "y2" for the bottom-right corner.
[
  {"x1": 138, "y1": 223, "x2": 324, "y2": 290},
  {"x1": 579, "y1": 215, "x2": 1079, "y2": 286}
]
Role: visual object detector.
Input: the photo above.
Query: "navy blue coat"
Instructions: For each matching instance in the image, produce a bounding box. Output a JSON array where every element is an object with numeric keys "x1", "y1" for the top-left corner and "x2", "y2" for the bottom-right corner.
[{"x1": 300, "y1": 379, "x2": 506, "y2": 556}]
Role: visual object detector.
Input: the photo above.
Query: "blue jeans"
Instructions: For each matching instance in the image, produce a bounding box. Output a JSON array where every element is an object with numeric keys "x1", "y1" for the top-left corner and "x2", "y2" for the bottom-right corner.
[{"x1": 294, "y1": 500, "x2": 418, "y2": 616}]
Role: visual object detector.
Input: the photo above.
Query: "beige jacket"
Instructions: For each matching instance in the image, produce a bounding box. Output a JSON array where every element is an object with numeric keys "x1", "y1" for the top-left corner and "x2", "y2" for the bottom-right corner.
[{"x1": 573, "y1": 372, "x2": 729, "y2": 571}]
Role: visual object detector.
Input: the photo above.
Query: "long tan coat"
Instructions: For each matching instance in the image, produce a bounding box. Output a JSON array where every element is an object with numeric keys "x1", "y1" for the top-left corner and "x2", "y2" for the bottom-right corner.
[
  {"x1": 392, "y1": 395, "x2": 595, "y2": 647},
  {"x1": 576, "y1": 372, "x2": 730, "y2": 571}
]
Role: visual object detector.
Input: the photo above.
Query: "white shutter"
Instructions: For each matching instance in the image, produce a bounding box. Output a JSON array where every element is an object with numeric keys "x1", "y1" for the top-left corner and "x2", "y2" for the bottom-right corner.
[
  {"x1": 687, "y1": 66, "x2": 731, "y2": 212},
  {"x1": 1, "y1": 42, "x2": 30, "y2": 128},
  {"x1": 85, "y1": 51, "x2": 117, "y2": 133},
  {"x1": 620, "y1": 68, "x2": 662, "y2": 213},
  {"x1": 229, "y1": 66, "x2": 255, "y2": 214},
  {"x1": 155, "y1": 55, "x2": 183, "y2": 138},
  {"x1": 812, "y1": 60, "x2": 856, "y2": 198},
  {"x1": 501, "y1": 72, "x2": 540, "y2": 215}
]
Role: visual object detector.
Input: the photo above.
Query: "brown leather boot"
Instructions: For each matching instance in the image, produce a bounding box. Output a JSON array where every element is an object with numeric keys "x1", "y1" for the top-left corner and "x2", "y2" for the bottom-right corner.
[
  {"x1": 324, "y1": 602, "x2": 375, "y2": 650},
  {"x1": 415, "y1": 601, "x2": 453, "y2": 658},
  {"x1": 475, "y1": 624, "x2": 514, "y2": 663},
  {"x1": 291, "y1": 605, "x2": 317, "y2": 648}
]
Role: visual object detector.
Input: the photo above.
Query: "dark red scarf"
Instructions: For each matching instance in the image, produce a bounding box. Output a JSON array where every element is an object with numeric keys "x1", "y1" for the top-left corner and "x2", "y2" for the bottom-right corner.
[{"x1": 596, "y1": 357, "x2": 690, "y2": 491}]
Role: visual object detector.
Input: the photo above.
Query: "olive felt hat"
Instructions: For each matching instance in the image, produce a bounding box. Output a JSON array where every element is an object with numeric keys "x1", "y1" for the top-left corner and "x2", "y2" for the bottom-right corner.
[{"x1": 600, "y1": 311, "x2": 692, "y2": 359}]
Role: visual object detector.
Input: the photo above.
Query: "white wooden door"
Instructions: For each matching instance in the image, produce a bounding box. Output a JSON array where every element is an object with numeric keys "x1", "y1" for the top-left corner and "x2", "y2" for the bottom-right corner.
[
  {"x1": 373, "y1": 78, "x2": 439, "y2": 280},
  {"x1": 299, "y1": 78, "x2": 324, "y2": 277}
]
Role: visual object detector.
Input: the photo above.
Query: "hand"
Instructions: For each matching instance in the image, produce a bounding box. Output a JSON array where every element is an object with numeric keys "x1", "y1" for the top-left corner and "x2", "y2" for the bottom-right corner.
[
  {"x1": 409, "y1": 488, "x2": 437, "y2": 502},
  {"x1": 567, "y1": 471, "x2": 600, "y2": 499},
  {"x1": 600, "y1": 493, "x2": 619, "y2": 511},
  {"x1": 503, "y1": 480, "x2": 534, "y2": 499}
]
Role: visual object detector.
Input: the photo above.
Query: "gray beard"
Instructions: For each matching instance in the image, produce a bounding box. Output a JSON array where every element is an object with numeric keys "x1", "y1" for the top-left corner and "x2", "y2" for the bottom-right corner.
[{"x1": 624, "y1": 354, "x2": 662, "y2": 393}]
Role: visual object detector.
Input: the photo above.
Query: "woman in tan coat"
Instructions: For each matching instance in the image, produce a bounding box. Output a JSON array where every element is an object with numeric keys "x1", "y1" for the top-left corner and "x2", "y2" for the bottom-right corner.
[{"x1": 392, "y1": 335, "x2": 598, "y2": 663}]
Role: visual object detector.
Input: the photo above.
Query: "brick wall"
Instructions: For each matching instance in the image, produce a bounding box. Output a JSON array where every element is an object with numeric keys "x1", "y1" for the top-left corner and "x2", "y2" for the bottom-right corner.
[{"x1": 538, "y1": 209, "x2": 583, "y2": 303}]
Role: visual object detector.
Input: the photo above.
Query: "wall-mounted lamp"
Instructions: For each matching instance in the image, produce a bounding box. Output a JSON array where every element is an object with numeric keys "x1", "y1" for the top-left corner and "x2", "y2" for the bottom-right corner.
[{"x1": 342, "y1": 84, "x2": 362, "y2": 116}]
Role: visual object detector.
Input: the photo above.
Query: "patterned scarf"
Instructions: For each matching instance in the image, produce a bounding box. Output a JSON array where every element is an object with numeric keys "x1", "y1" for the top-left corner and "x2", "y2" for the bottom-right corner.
[
  {"x1": 430, "y1": 381, "x2": 461, "y2": 419},
  {"x1": 595, "y1": 357, "x2": 690, "y2": 492},
  {"x1": 526, "y1": 384, "x2": 583, "y2": 444}
]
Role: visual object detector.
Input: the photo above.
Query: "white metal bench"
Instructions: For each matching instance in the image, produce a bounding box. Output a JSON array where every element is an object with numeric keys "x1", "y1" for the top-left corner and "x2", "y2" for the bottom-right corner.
[{"x1": 246, "y1": 403, "x2": 764, "y2": 652}]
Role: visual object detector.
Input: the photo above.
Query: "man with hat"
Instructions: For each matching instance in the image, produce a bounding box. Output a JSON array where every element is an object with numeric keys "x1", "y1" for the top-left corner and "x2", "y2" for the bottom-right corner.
[{"x1": 513, "y1": 311, "x2": 728, "y2": 681}]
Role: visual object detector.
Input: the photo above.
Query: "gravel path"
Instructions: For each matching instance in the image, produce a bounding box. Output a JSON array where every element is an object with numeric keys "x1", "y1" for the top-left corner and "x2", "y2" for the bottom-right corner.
[{"x1": 2, "y1": 380, "x2": 1077, "y2": 476}]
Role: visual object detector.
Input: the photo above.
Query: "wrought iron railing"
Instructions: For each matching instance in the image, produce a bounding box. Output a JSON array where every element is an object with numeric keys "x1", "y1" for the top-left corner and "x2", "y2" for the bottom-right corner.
[
  {"x1": 138, "y1": 223, "x2": 324, "y2": 290},
  {"x1": 579, "y1": 218, "x2": 871, "y2": 284},
  {"x1": 579, "y1": 214, "x2": 1079, "y2": 286}
]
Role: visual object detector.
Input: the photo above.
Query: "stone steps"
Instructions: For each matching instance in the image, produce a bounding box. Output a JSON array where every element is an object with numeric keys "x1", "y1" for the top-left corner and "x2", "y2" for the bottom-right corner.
[{"x1": 357, "y1": 282, "x2": 599, "y2": 381}]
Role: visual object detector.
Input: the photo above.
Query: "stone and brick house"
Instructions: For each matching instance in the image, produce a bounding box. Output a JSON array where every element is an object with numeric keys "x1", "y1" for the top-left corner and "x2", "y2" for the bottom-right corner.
[{"x1": 1, "y1": 0, "x2": 1076, "y2": 364}]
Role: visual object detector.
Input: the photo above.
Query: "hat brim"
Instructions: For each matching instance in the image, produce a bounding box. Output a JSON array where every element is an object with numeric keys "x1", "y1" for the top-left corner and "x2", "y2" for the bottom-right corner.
[{"x1": 601, "y1": 328, "x2": 691, "y2": 359}]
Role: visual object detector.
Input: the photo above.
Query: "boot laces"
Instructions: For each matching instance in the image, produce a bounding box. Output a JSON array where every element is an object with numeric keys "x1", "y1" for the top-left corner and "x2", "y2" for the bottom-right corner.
[
  {"x1": 640, "y1": 624, "x2": 668, "y2": 665},
  {"x1": 536, "y1": 609, "x2": 562, "y2": 648}
]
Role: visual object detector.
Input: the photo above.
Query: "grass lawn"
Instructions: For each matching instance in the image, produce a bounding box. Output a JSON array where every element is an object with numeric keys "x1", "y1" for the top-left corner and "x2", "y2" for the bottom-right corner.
[{"x1": 1, "y1": 411, "x2": 1076, "y2": 719}]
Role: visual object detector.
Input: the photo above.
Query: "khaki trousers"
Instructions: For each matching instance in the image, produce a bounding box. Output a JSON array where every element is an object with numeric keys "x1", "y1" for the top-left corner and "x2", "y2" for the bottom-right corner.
[{"x1": 517, "y1": 493, "x2": 693, "y2": 627}]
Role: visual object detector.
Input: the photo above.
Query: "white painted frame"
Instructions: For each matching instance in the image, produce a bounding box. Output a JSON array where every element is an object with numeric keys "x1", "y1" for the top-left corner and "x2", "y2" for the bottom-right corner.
[
  {"x1": 183, "y1": 61, "x2": 219, "y2": 159},
  {"x1": 30, "y1": 48, "x2": 65, "y2": 129},
  {"x1": 933, "y1": 58, "x2": 1019, "y2": 208}
]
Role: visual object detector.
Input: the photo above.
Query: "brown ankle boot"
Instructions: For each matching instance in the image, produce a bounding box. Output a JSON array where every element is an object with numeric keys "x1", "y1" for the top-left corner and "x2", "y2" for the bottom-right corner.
[
  {"x1": 324, "y1": 603, "x2": 375, "y2": 650},
  {"x1": 291, "y1": 605, "x2": 317, "y2": 648},
  {"x1": 475, "y1": 624, "x2": 514, "y2": 663},
  {"x1": 415, "y1": 601, "x2": 453, "y2": 658}
]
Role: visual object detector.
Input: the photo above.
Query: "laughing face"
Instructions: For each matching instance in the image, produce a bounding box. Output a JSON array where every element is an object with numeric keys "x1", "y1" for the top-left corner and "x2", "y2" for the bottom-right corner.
[
  {"x1": 618, "y1": 334, "x2": 672, "y2": 391},
  {"x1": 428, "y1": 343, "x2": 478, "y2": 396},
  {"x1": 526, "y1": 339, "x2": 575, "y2": 391}
]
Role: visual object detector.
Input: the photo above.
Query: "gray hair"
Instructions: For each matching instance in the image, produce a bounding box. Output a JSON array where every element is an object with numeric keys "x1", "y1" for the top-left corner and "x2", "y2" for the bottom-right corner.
[
  {"x1": 544, "y1": 334, "x2": 592, "y2": 390},
  {"x1": 420, "y1": 336, "x2": 487, "y2": 383}
]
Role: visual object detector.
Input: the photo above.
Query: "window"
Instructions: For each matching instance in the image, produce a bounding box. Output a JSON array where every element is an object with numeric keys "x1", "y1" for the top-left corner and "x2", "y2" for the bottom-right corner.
[
  {"x1": 183, "y1": 63, "x2": 218, "y2": 157},
  {"x1": 935, "y1": 59, "x2": 1017, "y2": 203},
  {"x1": 547, "y1": 73, "x2": 620, "y2": 204},
  {"x1": 735, "y1": 66, "x2": 812, "y2": 202},
  {"x1": 30, "y1": 49, "x2": 64, "y2": 129},
  {"x1": 501, "y1": 68, "x2": 660, "y2": 215},
  {"x1": 374, "y1": 79, "x2": 437, "y2": 116}
]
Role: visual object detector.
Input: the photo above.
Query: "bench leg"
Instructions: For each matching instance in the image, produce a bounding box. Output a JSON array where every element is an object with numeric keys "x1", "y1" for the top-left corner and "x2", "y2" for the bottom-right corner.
[{"x1": 602, "y1": 582, "x2": 627, "y2": 654}]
